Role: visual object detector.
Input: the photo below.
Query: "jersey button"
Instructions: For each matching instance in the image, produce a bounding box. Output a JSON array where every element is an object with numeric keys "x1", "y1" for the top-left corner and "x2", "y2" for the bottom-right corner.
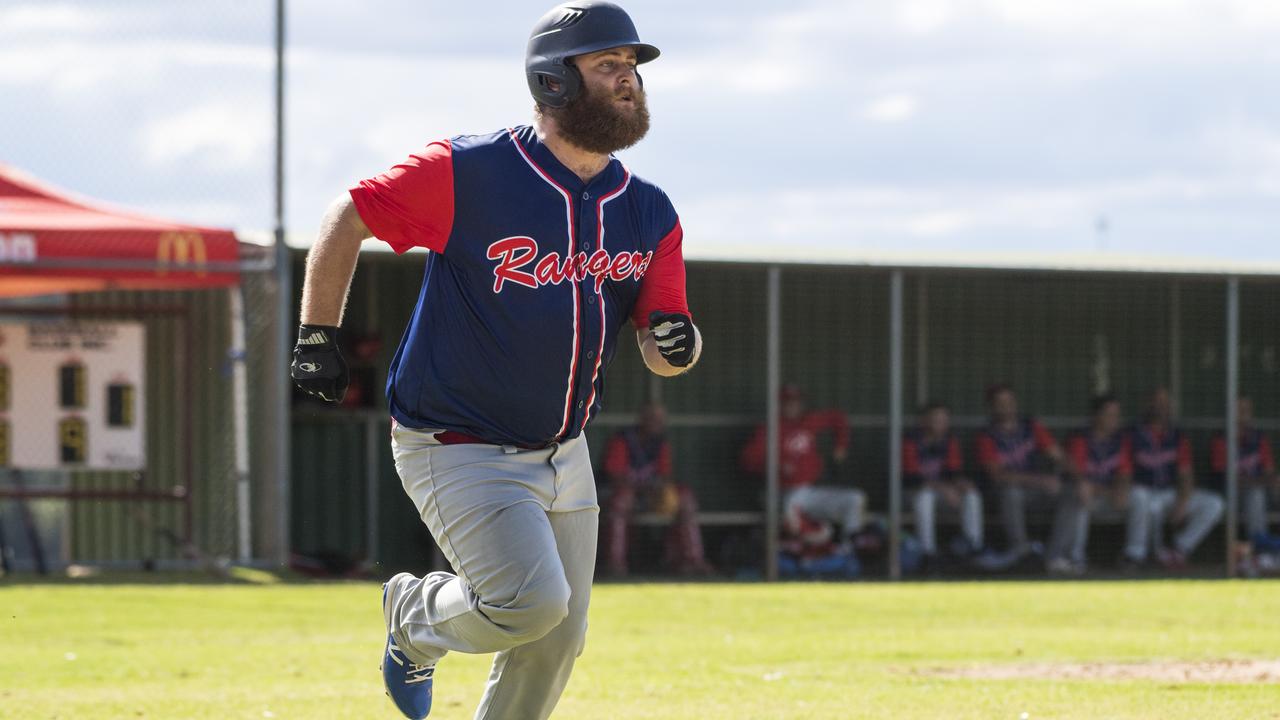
[
  {"x1": 582, "y1": 242, "x2": 591, "y2": 251},
  {"x1": 586, "y1": 295, "x2": 596, "y2": 305},
  {"x1": 587, "y1": 350, "x2": 596, "y2": 359},
  {"x1": 582, "y1": 191, "x2": 590, "y2": 200},
  {"x1": 577, "y1": 400, "x2": 585, "y2": 408}
]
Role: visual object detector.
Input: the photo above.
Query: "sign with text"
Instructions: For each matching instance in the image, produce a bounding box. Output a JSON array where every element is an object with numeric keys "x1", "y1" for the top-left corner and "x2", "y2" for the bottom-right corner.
[{"x1": 0, "y1": 322, "x2": 146, "y2": 470}]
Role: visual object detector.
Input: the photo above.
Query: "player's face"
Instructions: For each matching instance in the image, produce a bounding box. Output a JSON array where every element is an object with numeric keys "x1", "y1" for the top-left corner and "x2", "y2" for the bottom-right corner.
[
  {"x1": 1149, "y1": 388, "x2": 1171, "y2": 422},
  {"x1": 1096, "y1": 401, "x2": 1121, "y2": 435},
  {"x1": 1239, "y1": 397, "x2": 1254, "y2": 426},
  {"x1": 923, "y1": 408, "x2": 949, "y2": 436},
  {"x1": 991, "y1": 390, "x2": 1017, "y2": 421},
  {"x1": 782, "y1": 397, "x2": 804, "y2": 420},
  {"x1": 640, "y1": 404, "x2": 666, "y2": 435},
  {"x1": 549, "y1": 47, "x2": 650, "y2": 154}
]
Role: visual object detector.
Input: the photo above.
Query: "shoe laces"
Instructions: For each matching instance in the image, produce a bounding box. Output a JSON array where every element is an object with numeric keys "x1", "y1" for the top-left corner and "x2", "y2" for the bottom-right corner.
[{"x1": 389, "y1": 641, "x2": 435, "y2": 685}]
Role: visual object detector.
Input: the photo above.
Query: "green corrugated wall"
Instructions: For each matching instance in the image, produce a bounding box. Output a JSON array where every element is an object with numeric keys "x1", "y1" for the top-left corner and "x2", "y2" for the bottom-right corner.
[{"x1": 286, "y1": 250, "x2": 1279, "y2": 567}]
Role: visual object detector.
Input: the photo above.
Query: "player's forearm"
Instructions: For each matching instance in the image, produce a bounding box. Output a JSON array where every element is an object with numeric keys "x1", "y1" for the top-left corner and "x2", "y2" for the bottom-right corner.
[{"x1": 300, "y1": 194, "x2": 372, "y2": 326}]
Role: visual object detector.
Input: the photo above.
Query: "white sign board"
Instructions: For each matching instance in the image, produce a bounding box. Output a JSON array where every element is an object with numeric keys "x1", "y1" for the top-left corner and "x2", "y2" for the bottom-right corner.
[{"x1": 0, "y1": 322, "x2": 146, "y2": 470}]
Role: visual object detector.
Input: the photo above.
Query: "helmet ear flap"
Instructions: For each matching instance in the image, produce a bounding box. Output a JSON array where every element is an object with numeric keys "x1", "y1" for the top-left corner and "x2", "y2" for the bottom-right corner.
[{"x1": 528, "y1": 58, "x2": 583, "y2": 109}]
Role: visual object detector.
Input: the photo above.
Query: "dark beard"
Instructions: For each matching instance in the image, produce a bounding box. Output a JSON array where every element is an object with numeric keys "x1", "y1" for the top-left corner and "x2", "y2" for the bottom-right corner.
[{"x1": 548, "y1": 82, "x2": 650, "y2": 155}]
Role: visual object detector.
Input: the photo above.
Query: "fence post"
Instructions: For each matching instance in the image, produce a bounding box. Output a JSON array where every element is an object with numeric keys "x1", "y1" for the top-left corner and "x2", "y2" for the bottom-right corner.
[
  {"x1": 888, "y1": 270, "x2": 904, "y2": 580},
  {"x1": 1225, "y1": 276, "x2": 1239, "y2": 577},
  {"x1": 764, "y1": 265, "x2": 781, "y2": 582}
]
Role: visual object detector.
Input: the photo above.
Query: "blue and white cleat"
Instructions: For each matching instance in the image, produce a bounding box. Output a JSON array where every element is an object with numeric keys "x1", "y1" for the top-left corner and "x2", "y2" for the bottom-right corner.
[{"x1": 382, "y1": 580, "x2": 434, "y2": 719}]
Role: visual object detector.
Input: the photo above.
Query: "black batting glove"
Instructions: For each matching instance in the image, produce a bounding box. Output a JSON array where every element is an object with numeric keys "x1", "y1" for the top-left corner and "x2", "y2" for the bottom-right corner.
[
  {"x1": 291, "y1": 324, "x2": 349, "y2": 403},
  {"x1": 648, "y1": 311, "x2": 695, "y2": 367}
]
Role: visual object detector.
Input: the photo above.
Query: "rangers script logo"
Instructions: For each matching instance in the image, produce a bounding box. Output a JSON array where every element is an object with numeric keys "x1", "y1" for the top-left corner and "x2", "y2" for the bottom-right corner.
[{"x1": 486, "y1": 236, "x2": 653, "y2": 293}]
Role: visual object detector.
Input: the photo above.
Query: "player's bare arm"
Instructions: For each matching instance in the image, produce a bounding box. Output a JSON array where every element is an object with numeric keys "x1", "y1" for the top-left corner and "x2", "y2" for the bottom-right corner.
[{"x1": 299, "y1": 194, "x2": 372, "y2": 326}]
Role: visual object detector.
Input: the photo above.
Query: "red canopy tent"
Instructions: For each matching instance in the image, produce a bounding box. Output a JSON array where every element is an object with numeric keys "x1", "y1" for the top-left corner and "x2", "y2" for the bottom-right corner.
[{"x1": 0, "y1": 163, "x2": 241, "y2": 297}]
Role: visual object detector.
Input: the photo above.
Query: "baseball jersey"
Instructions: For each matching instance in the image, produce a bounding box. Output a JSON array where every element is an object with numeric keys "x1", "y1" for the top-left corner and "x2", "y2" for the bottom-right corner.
[
  {"x1": 975, "y1": 417, "x2": 1056, "y2": 475},
  {"x1": 740, "y1": 410, "x2": 850, "y2": 490},
  {"x1": 1130, "y1": 424, "x2": 1192, "y2": 488},
  {"x1": 1067, "y1": 429, "x2": 1133, "y2": 487},
  {"x1": 1210, "y1": 428, "x2": 1275, "y2": 480},
  {"x1": 350, "y1": 126, "x2": 690, "y2": 447},
  {"x1": 902, "y1": 429, "x2": 964, "y2": 486},
  {"x1": 603, "y1": 428, "x2": 671, "y2": 487}
]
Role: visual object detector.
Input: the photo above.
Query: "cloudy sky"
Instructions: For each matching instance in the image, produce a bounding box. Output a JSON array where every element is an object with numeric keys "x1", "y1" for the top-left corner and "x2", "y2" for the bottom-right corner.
[{"x1": 3, "y1": 0, "x2": 1279, "y2": 265}]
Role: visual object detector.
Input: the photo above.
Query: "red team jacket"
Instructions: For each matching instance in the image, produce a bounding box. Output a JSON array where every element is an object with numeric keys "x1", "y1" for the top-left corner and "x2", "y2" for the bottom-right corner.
[{"x1": 740, "y1": 410, "x2": 850, "y2": 490}]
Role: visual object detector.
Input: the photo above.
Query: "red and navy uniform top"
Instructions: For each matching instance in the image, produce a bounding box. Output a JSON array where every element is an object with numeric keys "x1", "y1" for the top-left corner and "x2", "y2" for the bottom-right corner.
[
  {"x1": 1210, "y1": 428, "x2": 1275, "y2": 480},
  {"x1": 1130, "y1": 424, "x2": 1192, "y2": 488},
  {"x1": 350, "y1": 126, "x2": 690, "y2": 447},
  {"x1": 603, "y1": 428, "x2": 671, "y2": 487},
  {"x1": 902, "y1": 429, "x2": 964, "y2": 487},
  {"x1": 975, "y1": 417, "x2": 1056, "y2": 476},
  {"x1": 1067, "y1": 429, "x2": 1133, "y2": 486}
]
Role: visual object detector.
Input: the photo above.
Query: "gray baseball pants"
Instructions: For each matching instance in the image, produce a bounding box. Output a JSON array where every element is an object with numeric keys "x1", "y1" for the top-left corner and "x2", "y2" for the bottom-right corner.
[
  {"x1": 913, "y1": 486, "x2": 984, "y2": 555},
  {"x1": 384, "y1": 424, "x2": 599, "y2": 720}
]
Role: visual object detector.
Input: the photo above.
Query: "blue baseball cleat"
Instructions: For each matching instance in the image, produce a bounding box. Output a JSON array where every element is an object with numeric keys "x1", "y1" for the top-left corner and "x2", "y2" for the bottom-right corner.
[{"x1": 382, "y1": 580, "x2": 434, "y2": 719}]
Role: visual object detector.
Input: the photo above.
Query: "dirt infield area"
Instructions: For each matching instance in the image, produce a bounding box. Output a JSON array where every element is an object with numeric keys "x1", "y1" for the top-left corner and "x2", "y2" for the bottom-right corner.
[{"x1": 914, "y1": 659, "x2": 1280, "y2": 683}]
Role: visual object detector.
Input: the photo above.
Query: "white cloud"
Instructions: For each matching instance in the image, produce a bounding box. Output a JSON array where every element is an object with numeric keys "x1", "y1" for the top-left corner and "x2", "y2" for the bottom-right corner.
[
  {"x1": 141, "y1": 102, "x2": 271, "y2": 172},
  {"x1": 864, "y1": 94, "x2": 919, "y2": 123}
]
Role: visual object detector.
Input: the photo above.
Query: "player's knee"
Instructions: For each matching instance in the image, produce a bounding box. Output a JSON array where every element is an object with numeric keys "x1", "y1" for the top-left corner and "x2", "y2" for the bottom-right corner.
[{"x1": 510, "y1": 577, "x2": 572, "y2": 641}]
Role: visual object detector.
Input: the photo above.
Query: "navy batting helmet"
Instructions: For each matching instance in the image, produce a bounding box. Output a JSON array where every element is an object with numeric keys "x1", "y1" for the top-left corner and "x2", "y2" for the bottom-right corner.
[{"x1": 526, "y1": 1, "x2": 660, "y2": 109}]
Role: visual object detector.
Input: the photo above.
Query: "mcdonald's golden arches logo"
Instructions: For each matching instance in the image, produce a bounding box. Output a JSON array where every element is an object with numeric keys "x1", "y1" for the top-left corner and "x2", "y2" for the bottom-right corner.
[{"x1": 156, "y1": 232, "x2": 208, "y2": 277}]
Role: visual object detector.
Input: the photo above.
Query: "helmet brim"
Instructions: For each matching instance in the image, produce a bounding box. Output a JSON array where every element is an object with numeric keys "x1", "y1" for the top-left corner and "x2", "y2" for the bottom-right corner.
[{"x1": 562, "y1": 40, "x2": 661, "y2": 65}]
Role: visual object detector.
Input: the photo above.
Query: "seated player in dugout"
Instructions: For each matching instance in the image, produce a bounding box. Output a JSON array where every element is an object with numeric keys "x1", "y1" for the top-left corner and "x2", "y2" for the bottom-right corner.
[
  {"x1": 903, "y1": 401, "x2": 984, "y2": 565},
  {"x1": 1211, "y1": 396, "x2": 1276, "y2": 541},
  {"x1": 740, "y1": 383, "x2": 867, "y2": 543},
  {"x1": 975, "y1": 384, "x2": 1076, "y2": 568},
  {"x1": 601, "y1": 402, "x2": 712, "y2": 577},
  {"x1": 1061, "y1": 394, "x2": 1144, "y2": 574},
  {"x1": 1130, "y1": 387, "x2": 1224, "y2": 570}
]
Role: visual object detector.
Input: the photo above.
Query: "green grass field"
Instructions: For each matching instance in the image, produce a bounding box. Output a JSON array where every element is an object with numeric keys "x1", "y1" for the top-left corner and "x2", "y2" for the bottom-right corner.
[{"x1": 3, "y1": 576, "x2": 1278, "y2": 719}]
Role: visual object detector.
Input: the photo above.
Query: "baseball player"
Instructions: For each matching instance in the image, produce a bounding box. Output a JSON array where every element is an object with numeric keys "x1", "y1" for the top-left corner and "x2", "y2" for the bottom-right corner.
[
  {"x1": 740, "y1": 383, "x2": 867, "y2": 543},
  {"x1": 1210, "y1": 396, "x2": 1276, "y2": 540},
  {"x1": 904, "y1": 401, "x2": 983, "y2": 564},
  {"x1": 975, "y1": 384, "x2": 1074, "y2": 566},
  {"x1": 1061, "y1": 394, "x2": 1144, "y2": 573},
  {"x1": 1130, "y1": 388, "x2": 1224, "y2": 570},
  {"x1": 601, "y1": 402, "x2": 712, "y2": 577},
  {"x1": 290, "y1": 4, "x2": 700, "y2": 718}
]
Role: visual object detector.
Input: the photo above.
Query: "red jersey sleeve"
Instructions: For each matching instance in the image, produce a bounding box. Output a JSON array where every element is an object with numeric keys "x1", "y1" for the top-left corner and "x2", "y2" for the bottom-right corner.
[
  {"x1": 902, "y1": 437, "x2": 921, "y2": 476},
  {"x1": 1210, "y1": 435, "x2": 1227, "y2": 474},
  {"x1": 1118, "y1": 435, "x2": 1134, "y2": 477},
  {"x1": 631, "y1": 219, "x2": 690, "y2": 328},
  {"x1": 741, "y1": 425, "x2": 767, "y2": 474},
  {"x1": 603, "y1": 434, "x2": 630, "y2": 479},
  {"x1": 1262, "y1": 435, "x2": 1276, "y2": 474},
  {"x1": 805, "y1": 410, "x2": 850, "y2": 451},
  {"x1": 1067, "y1": 436, "x2": 1088, "y2": 474},
  {"x1": 946, "y1": 436, "x2": 964, "y2": 474},
  {"x1": 1177, "y1": 436, "x2": 1193, "y2": 472},
  {"x1": 349, "y1": 140, "x2": 455, "y2": 255},
  {"x1": 658, "y1": 440, "x2": 673, "y2": 479},
  {"x1": 976, "y1": 433, "x2": 1000, "y2": 472},
  {"x1": 1031, "y1": 420, "x2": 1057, "y2": 452}
]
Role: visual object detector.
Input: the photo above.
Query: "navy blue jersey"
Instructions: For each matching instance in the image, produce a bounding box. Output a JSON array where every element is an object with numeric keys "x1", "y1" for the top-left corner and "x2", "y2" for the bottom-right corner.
[
  {"x1": 1130, "y1": 424, "x2": 1192, "y2": 488},
  {"x1": 1067, "y1": 429, "x2": 1132, "y2": 486},
  {"x1": 902, "y1": 429, "x2": 964, "y2": 486},
  {"x1": 351, "y1": 126, "x2": 689, "y2": 446}
]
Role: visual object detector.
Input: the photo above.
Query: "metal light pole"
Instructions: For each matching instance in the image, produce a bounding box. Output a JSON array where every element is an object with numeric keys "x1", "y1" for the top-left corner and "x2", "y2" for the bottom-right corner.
[{"x1": 272, "y1": 0, "x2": 292, "y2": 567}]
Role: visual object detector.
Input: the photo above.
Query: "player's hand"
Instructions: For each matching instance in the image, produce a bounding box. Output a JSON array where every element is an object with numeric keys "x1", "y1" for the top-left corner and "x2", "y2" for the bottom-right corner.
[
  {"x1": 832, "y1": 445, "x2": 849, "y2": 464},
  {"x1": 648, "y1": 311, "x2": 695, "y2": 367},
  {"x1": 1170, "y1": 499, "x2": 1189, "y2": 525},
  {"x1": 291, "y1": 324, "x2": 349, "y2": 403}
]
